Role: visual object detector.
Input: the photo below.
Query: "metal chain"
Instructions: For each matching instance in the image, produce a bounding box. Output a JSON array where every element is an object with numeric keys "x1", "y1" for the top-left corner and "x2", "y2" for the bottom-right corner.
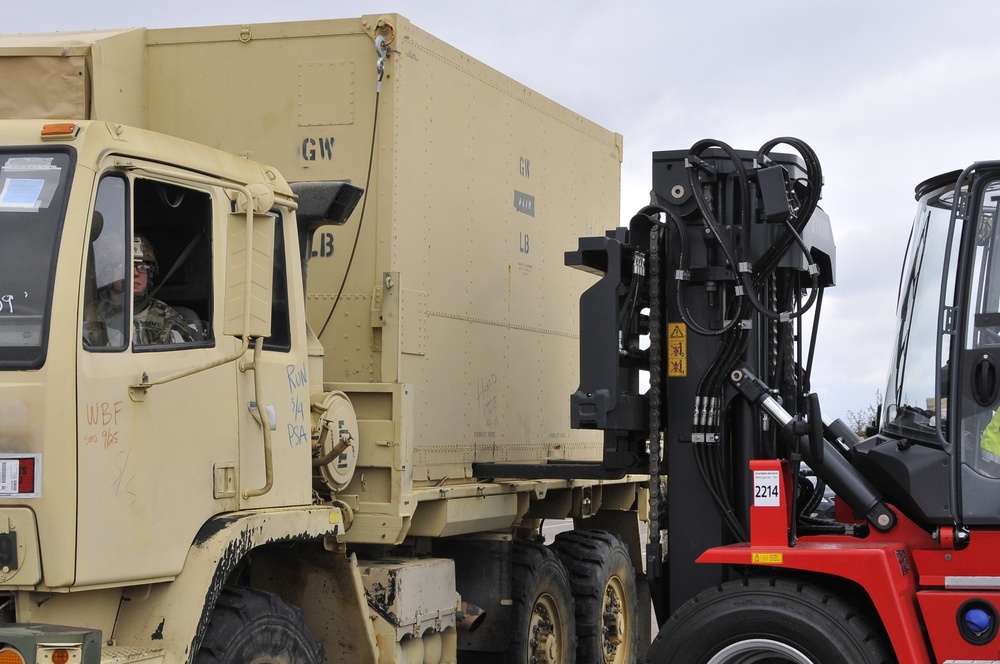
[{"x1": 647, "y1": 225, "x2": 663, "y2": 581}]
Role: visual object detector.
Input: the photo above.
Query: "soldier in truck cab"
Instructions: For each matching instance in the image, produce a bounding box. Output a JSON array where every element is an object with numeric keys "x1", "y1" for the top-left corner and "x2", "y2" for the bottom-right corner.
[{"x1": 83, "y1": 235, "x2": 193, "y2": 346}]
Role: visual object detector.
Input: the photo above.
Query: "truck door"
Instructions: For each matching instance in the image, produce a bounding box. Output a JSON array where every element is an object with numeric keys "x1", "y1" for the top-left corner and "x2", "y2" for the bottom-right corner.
[
  {"x1": 76, "y1": 168, "x2": 240, "y2": 586},
  {"x1": 235, "y1": 210, "x2": 314, "y2": 509}
]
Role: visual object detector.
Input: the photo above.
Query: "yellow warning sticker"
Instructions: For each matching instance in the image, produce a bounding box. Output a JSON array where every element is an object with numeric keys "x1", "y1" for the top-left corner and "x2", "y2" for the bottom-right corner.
[
  {"x1": 751, "y1": 553, "x2": 784, "y2": 565},
  {"x1": 667, "y1": 323, "x2": 687, "y2": 377}
]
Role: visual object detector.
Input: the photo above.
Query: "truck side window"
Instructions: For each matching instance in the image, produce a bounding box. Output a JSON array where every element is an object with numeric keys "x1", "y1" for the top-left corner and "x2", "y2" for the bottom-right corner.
[
  {"x1": 131, "y1": 179, "x2": 213, "y2": 349},
  {"x1": 82, "y1": 176, "x2": 213, "y2": 350},
  {"x1": 82, "y1": 175, "x2": 129, "y2": 350},
  {"x1": 263, "y1": 212, "x2": 291, "y2": 352}
]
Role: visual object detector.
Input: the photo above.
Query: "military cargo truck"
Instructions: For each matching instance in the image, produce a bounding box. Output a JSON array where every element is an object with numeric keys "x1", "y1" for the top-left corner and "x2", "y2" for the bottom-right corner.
[{"x1": 0, "y1": 14, "x2": 646, "y2": 664}]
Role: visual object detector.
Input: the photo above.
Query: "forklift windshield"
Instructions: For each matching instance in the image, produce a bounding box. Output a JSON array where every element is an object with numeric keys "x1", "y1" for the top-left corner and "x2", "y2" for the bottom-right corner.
[
  {"x1": 0, "y1": 149, "x2": 73, "y2": 369},
  {"x1": 882, "y1": 174, "x2": 960, "y2": 445},
  {"x1": 883, "y1": 169, "x2": 1000, "y2": 477}
]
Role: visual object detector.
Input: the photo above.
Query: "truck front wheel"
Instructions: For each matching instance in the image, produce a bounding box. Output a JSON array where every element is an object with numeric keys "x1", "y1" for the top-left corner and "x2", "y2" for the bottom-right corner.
[
  {"x1": 195, "y1": 587, "x2": 324, "y2": 664},
  {"x1": 647, "y1": 576, "x2": 892, "y2": 664}
]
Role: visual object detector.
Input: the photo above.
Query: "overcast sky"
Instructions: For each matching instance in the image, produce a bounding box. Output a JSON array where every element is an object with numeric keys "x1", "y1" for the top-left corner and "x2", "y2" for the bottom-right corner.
[{"x1": 6, "y1": 1, "x2": 1000, "y2": 420}]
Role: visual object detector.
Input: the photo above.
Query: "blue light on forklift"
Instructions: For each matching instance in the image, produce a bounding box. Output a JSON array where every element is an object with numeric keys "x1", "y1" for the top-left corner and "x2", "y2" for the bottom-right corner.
[
  {"x1": 958, "y1": 600, "x2": 999, "y2": 645},
  {"x1": 964, "y1": 607, "x2": 993, "y2": 636}
]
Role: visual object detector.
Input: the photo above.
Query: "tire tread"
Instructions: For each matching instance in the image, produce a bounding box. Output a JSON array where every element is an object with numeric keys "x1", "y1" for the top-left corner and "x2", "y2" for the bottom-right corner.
[{"x1": 551, "y1": 530, "x2": 640, "y2": 664}]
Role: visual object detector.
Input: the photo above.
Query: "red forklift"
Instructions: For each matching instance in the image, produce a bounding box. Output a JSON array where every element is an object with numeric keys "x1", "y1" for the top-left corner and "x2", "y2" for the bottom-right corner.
[{"x1": 568, "y1": 138, "x2": 1000, "y2": 662}]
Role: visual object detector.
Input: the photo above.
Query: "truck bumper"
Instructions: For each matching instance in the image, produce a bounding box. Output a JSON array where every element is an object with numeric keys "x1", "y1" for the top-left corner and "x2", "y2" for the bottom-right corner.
[{"x1": 0, "y1": 624, "x2": 101, "y2": 664}]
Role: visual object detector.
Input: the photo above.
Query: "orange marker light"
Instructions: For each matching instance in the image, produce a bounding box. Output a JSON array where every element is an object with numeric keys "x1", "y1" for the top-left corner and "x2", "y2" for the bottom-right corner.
[
  {"x1": 0, "y1": 647, "x2": 25, "y2": 664},
  {"x1": 49, "y1": 650, "x2": 69, "y2": 664},
  {"x1": 40, "y1": 123, "x2": 78, "y2": 140}
]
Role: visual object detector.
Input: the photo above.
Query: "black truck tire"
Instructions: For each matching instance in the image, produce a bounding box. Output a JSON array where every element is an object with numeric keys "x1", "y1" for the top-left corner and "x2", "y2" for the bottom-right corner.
[
  {"x1": 647, "y1": 576, "x2": 892, "y2": 664},
  {"x1": 551, "y1": 530, "x2": 639, "y2": 664},
  {"x1": 507, "y1": 541, "x2": 577, "y2": 664},
  {"x1": 195, "y1": 586, "x2": 324, "y2": 664}
]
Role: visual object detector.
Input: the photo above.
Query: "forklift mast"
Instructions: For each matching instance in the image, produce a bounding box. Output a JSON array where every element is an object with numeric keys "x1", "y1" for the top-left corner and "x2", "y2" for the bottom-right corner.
[
  {"x1": 567, "y1": 138, "x2": 838, "y2": 613},
  {"x1": 572, "y1": 138, "x2": 1000, "y2": 661}
]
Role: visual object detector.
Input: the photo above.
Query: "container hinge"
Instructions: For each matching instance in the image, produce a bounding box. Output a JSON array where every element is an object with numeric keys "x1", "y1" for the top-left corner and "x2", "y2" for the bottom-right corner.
[{"x1": 375, "y1": 35, "x2": 389, "y2": 93}]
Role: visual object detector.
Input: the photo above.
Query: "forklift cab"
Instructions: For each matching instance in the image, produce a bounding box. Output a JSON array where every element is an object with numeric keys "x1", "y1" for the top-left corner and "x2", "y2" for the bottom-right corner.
[{"x1": 861, "y1": 164, "x2": 1000, "y2": 528}]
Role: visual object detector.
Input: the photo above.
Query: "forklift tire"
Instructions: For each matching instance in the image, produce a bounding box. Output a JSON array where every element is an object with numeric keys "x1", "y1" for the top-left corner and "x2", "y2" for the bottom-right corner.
[
  {"x1": 647, "y1": 576, "x2": 892, "y2": 664},
  {"x1": 194, "y1": 587, "x2": 324, "y2": 664},
  {"x1": 508, "y1": 541, "x2": 578, "y2": 664},
  {"x1": 551, "y1": 530, "x2": 639, "y2": 664}
]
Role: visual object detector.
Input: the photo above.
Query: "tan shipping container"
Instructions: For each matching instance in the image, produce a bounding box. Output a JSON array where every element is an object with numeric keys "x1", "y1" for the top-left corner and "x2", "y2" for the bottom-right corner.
[{"x1": 0, "y1": 14, "x2": 623, "y2": 481}]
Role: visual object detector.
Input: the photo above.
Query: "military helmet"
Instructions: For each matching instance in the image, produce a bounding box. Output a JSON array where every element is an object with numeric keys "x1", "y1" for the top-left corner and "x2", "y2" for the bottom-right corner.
[{"x1": 132, "y1": 234, "x2": 158, "y2": 277}]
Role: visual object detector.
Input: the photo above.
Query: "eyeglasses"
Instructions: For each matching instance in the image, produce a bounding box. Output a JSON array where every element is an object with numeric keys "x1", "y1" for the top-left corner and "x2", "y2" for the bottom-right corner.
[{"x1": 134, "y1": 262, "x2": 155, "y2": 275}]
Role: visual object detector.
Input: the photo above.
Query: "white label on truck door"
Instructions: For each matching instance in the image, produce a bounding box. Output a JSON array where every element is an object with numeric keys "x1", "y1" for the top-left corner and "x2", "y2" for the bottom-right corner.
[
  {"x1": 0, "y1": 459, "x2": 19, "y2": 494},
  {"x1": 0, "y1": 455, "x2": 40, "y2": 497},
  {"x1": 753, "y1": 469, "x2": 781, "y2": 507}
]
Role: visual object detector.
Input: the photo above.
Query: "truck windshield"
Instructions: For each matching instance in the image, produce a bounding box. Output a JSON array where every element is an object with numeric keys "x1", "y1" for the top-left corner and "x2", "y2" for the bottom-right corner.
[
  {"x1": 0, "y1": 149, "x2": 73, "y2": 369},
  {"x1": 881, "y1": 177, "x2": 960, "y2": 443}
]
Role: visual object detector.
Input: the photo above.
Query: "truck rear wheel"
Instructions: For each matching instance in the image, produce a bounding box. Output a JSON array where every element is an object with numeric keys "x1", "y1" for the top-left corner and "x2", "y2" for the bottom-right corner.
[
  {"x1": 647, "y1": 576, "x2": 892, "y2": 664},
  {"x1": 551, "y1": 530, "x2": 639, "y2": 664},
  {"x1": 195, "y1": 587, "x2": 323, "y2": 664},
  {"x1": 508, "y1": 541, "x2": 577, "y2": 664}
]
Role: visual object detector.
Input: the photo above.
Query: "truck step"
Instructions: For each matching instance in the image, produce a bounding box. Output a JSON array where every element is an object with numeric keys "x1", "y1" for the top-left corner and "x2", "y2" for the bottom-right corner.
[{"x1": 101, "y1": 646, "x2": 165, "y2": 664}]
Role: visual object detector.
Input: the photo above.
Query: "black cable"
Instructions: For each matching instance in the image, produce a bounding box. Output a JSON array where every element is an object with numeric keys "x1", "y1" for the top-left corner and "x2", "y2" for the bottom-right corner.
[
  {"x1": 639, "y1": 204, "x2": 741, "y2": 337},
  {"x1": 799, "y1": 475, "x2": 827, "y2": 517},
  {"x1": 318, "y1": 86, "x2": 381, "y2": 339},
  {"x1": 755, "y1": 138, "x2": 823, "y2": 277},
  {"x1": 803, "y1": 288, "x2": 825, "y2": 392},
  {"x1": 637, "y1": 200, "x2": 749, "y2": 541},
  {"x1": 687, "y1": 139, "x2": 748, "y2": 282},
  {"x1": 695, "y1": 442, "x2": 748, "y2": 541},
  {"x1": 683, "y1": 142, "x2": 756, "y2": 540},
  {"x1": 648, "y1": 138, "x2": 826, "y2": 544}
]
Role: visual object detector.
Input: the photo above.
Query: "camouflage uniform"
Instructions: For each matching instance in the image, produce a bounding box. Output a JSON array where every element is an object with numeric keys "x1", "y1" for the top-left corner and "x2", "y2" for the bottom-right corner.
[
  {"x1": 133, "y1": 297, "x2": 194, "y2": 345},
  {"x1": 83, "y1": 292, "x2": 192, "y2": 346},
  {"x1": 82, "y1": 293, "x2": 127, "y2": 347},
  {"x1": 83, "y1": 234, "x2": 195, "y2": 346}
]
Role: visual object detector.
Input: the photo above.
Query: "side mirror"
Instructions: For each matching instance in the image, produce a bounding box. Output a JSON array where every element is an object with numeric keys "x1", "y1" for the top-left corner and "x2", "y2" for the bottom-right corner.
[
  {"x1": 291, "y1": 181, "x2": 364, "y2": 228},
  {"x1": 223, "y1": 210, "x2": 275, "y2": 338},
  {"x1": 290, "y1": 181, "x2": 364, "y2": 291}
]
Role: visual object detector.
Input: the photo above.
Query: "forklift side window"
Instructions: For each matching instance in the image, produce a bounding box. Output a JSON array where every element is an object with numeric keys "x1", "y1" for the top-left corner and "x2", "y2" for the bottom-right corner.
[
  {"x1": 966, "y1": 187, "x2": 1000, "y2": 349},
  {"x1": 964, "y1": 181, "x2": 1000, "y2": 474}
]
